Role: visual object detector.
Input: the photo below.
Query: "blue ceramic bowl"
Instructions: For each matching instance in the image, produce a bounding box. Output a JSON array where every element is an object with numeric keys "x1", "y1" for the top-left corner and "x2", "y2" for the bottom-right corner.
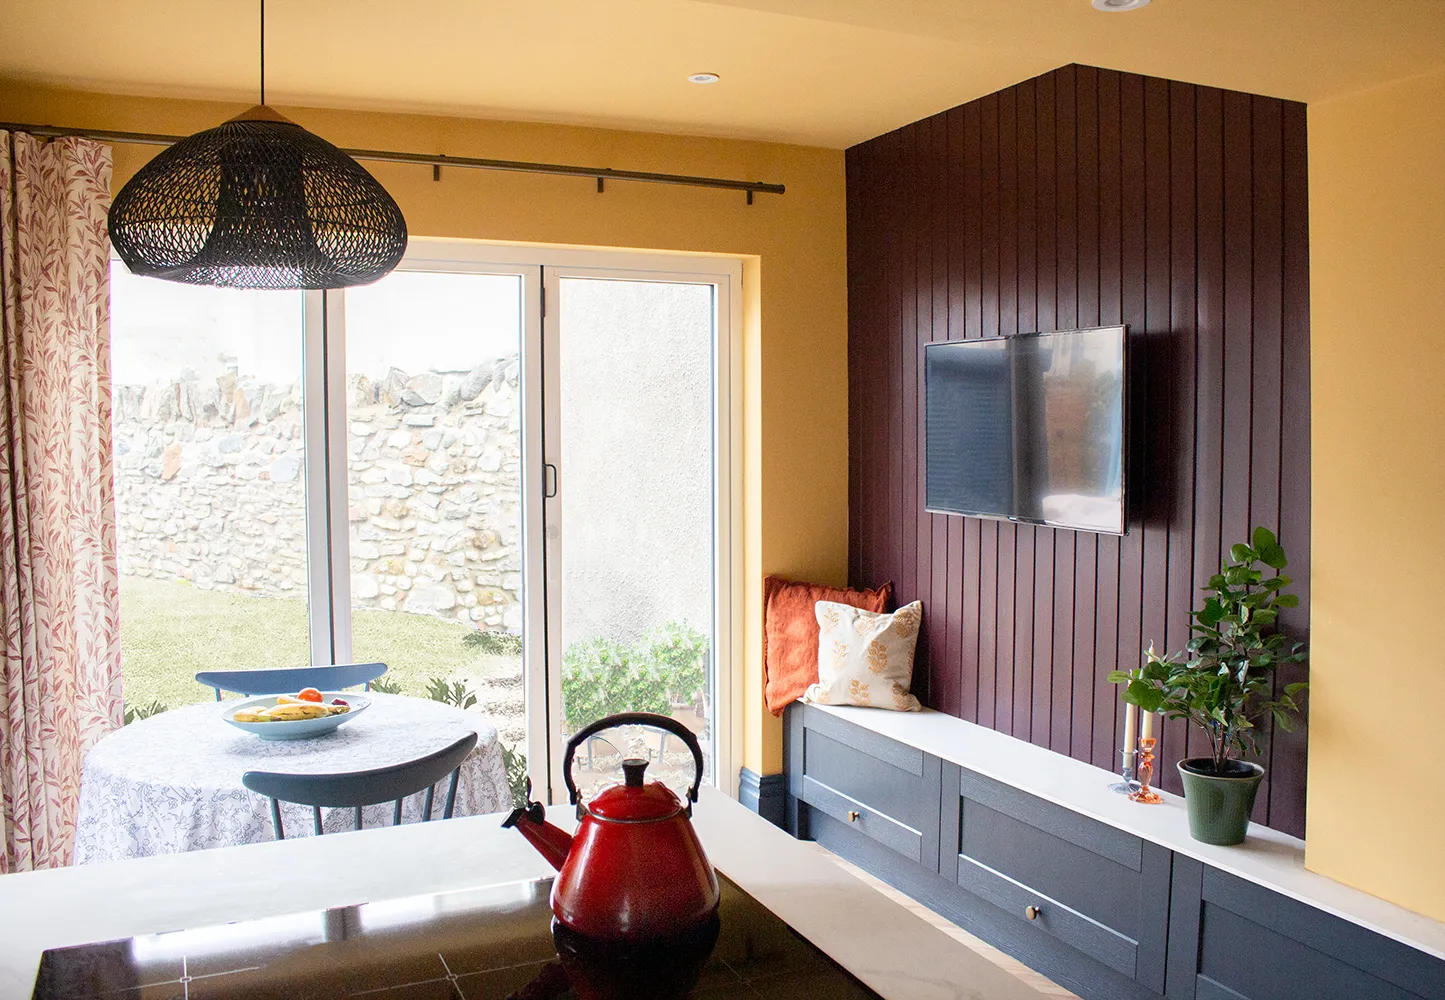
[{"x1": 223, "y1": 692, "x2": 371, "y2": 741}]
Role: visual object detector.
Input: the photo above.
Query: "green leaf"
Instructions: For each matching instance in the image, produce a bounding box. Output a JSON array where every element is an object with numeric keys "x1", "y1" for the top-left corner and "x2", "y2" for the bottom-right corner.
[
  {"x1": 1201, "y1": 598, "x2": 1225, "y2": 625},
  {"x1": 1252, "y1": 526, "x2": 1276, "y2": 552},
  {"x1": 1284, "y1": 682, "x2": 1309, "y2": 697},
  {"x1": 1230, "y1": 543, "x2": 1255, "y2": 564},
  {"x1": 1107, "y1": 670, "x2": 1133, "y2": 685},
  {"x1": 1260, "y1": 543, "x2": 1287, "y2": 570},
  {"x1": 1129, "y1": 680, "x2": 1165, "y2": 712},
  {"x1": 1207, "y1": 574, "x2": 1227, "y2": 591},
  {"x1": 1274, "y1": 594, "x2": 1299, "y2": 608}
]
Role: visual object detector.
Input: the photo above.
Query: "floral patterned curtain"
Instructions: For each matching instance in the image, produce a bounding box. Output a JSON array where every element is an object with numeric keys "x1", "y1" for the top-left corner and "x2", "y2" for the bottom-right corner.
[{"x1": 0, "y1": 132, "x2": 121, "y2": 872}]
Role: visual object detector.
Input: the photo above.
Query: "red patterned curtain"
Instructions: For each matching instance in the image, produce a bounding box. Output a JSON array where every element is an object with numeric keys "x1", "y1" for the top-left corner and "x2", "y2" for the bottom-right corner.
[{"x1": 0, "y1": 132, "x2": 121, "y2": 871}]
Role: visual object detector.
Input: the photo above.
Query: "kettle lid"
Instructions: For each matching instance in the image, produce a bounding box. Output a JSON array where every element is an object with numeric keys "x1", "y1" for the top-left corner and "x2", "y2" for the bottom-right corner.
[{"x1": 586, "y1": 758, "x2": 685, "y2": 821}]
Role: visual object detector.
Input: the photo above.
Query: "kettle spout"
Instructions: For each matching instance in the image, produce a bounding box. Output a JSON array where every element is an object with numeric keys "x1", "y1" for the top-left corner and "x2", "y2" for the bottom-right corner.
[{"x1": 502, "y1": 800, "x2": 573, "y2": 872}]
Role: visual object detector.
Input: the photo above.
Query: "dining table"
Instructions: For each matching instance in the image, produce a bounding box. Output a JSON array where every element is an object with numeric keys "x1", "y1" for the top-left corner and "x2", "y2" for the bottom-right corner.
[{"x1": 71, "y1": 692, "x2": 511, "y2": 865}]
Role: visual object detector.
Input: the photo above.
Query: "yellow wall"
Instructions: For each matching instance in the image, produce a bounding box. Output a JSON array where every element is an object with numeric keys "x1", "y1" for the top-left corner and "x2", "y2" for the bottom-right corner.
[
  {"x1": 1307, "y1": 67, "x2": 1445, "y2": 921},
  {"x1": 0, "y1": 81, "x2": 850, "y2": 778}
]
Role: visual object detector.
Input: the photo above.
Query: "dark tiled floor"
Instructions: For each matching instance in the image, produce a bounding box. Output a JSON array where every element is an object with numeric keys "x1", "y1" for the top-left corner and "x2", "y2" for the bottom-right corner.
[{"x1": 33, "y1": 874, "x2": 881, "y2": 1000}]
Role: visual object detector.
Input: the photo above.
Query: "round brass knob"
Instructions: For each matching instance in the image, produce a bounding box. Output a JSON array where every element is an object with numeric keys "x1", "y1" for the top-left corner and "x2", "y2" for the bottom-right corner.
[
  {"x1": 1025, "y1": 905, "x2": 1041, "y2": 921},
  {"x1": 847, "y1": 810, "x2": 861, "y2": 822}
]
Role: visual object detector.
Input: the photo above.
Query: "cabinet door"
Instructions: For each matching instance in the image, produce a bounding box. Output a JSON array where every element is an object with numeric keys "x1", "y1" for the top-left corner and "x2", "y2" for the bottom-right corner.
[
  {"x1": 944, "y1": 765, "x2": 1171, "y2": 991},
  {"x1": 1166, "y1": 858, "x2": 1445, "y2": 1000},
  {"x1": 788, "y1": 705, "x2": 942, "y2": 873}
]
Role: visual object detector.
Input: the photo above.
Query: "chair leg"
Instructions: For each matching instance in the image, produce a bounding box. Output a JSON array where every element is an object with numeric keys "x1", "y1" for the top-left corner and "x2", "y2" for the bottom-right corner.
[
  {"x1": 354, "y1": 806, "x2": 364, "y2": 832},
  {"x1": 214, "y1": 688, "x2": 223, "y2": 702},
  {"x1": 313, "y1": 806, "x2": 324, "y2": 837},
  {"x1": 269, "y1": 799, "x2": 285, "y2": 841},
  {"x1": 393, "y1": 798, "x2": 403, "y2": 827},
  {"x1": 423, "y1": 785, "x2": 436, "y2": 822},
  {"x1": 443, "y1": 767, "x2": 462, "y2": 820}
]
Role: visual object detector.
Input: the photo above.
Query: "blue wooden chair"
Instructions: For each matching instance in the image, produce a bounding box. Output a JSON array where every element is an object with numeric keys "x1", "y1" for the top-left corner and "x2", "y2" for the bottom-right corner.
[
  {"x1": 195, "y1": 662, "x2": 389, "y2": 701},
  {"x1": 242, "y1": 732, "x2": 478, "y2": 840}
]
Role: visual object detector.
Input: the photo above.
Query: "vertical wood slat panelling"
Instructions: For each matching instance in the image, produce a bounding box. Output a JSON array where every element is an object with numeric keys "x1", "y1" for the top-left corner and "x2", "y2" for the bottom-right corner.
[
  {"x1": 845, "y1": 64, "x2": 1311, "y2": 837},
  {"x1": 1162, "y1": 79, "x2": 1199, "y2": 794},
  {"x1": 941, "y1": 106, "x2": 967, "y2": 720},
  {"x1": 1272, "y1": 99, "x2": 1311, "y2": 836},
  {"x1": 927, "y1": 113, "x2": 950, "y2": 713},
  {"x1": 1012, "y1": 79, "x2": 1038, "y2": 742}
]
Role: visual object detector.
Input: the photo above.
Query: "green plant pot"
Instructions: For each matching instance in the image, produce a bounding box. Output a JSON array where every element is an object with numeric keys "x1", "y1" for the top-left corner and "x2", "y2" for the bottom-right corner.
[{"x1": 1177, "y1": 759, "x2": 1265, "y2": 846}]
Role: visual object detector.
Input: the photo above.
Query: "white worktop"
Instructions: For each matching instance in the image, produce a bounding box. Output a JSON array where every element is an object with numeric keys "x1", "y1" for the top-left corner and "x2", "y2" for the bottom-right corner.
[
  {"x1": 0, "y1": 786, "x2": 1049, "y2": 1000},
  {"x1": 810, "y1": 703, "x2": 1445, "y2": 963}
]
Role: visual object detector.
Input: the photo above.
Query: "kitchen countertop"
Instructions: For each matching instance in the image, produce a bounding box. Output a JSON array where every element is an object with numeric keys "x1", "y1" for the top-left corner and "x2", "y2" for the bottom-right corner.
[
  {"x1": 0, "y1": 787, "x2": 1049, "y2": 1000},
  {"x1": 809, "y1": 703, "x2": 1445, "y2": 963}
]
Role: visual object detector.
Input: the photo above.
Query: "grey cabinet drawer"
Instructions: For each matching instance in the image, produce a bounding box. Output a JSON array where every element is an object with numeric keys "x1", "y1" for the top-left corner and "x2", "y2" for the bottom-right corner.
[
  {"x1": 943, "y1": 764, "x2": 1171, "y2": 990},
  {"x1": 787, "y1": 705, "x2": 941, "y2": 871},
  {"x1": 1167, "y1": 858, "x2": 1445, "y2": 1000}
]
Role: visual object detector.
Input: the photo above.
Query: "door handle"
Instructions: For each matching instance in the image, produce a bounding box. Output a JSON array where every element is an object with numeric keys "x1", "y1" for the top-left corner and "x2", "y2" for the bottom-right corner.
[{"x1": 543, "y1": 463, "x2": 558, "y2": 498}]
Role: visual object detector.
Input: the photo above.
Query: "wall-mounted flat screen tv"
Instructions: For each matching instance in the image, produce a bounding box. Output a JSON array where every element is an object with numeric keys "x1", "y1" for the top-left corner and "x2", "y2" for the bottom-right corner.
[{"x1": 924, "y1": 325, "x2": 1126, "y2": 535}]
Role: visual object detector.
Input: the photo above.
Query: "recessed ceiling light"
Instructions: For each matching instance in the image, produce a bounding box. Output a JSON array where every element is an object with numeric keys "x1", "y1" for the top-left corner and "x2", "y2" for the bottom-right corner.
[
  {"x1": 1093, "y1": 0, "x2": 1150, "y2": 10},
  {"x1": 688, "y1": 72, "x2": 721, "y2": 85}
]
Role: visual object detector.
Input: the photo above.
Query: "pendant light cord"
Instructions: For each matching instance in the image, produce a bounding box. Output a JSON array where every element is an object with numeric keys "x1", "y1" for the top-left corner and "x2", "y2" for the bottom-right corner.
[{"x1": 259, "y1": 0, "x2": 266, "y2": 106}]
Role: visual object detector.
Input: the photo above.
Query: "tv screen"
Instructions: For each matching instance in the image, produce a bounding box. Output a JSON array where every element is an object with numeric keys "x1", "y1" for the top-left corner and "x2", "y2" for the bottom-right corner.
[{"x1": 924, "y1": 325, "x2": 1126, "y2": 535}]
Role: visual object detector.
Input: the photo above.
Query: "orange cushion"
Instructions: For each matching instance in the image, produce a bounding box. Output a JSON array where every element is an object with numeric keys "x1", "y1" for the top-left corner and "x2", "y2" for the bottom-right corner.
[{"x1": 763, "y1": 575, "x2": 893, "y2": 715}]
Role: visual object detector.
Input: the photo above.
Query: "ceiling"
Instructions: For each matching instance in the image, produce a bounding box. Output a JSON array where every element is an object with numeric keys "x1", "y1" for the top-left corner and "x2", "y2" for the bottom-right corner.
[{"x1": 2, "y1": 0, "x2": 1443, "y2": 148}]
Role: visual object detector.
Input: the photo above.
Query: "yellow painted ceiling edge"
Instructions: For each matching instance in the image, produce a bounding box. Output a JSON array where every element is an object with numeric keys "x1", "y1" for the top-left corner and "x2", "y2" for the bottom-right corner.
[
  {"x1": 1306, "y1": 66, "x2": 1445, "y2": 923},
  {"x1": 3, "y1": 0, "x2": 1445, "y2": 147}
]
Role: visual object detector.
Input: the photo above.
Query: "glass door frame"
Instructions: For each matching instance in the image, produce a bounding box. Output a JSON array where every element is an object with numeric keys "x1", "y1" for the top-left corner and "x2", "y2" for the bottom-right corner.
[
  {"x1": 309, "y1": 243, "x2": 548, "y2": 791},
  {"x1": 120, "y1": 238, "x2": 743, "y2": 803},
  {"x1": 332, "y1": 240, "x2": 742, "y2": 803},
  {"x1": 539, "y1": 253, "x2": 743, "y2": 802}
]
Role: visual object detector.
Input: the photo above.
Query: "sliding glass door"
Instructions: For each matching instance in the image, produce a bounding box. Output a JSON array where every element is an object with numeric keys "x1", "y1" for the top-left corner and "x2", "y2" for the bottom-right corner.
[
  {"x1": 543, "y1": 268, "x2": 733, "y2": 800},
  {"x1": 109, "y1": 241, "x2": 737, "y2": 802}
]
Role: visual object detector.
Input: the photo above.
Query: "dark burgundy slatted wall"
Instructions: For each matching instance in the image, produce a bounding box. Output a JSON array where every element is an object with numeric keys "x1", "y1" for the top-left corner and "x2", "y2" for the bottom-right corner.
[{"x1": 846, "y1": 65, "x2": 1311, "y2": 836}]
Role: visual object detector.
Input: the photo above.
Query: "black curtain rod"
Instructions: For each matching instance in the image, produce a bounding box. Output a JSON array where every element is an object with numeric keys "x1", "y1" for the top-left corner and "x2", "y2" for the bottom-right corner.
[{"x1": 0, "y1": 121, "x2": 786, "y2": 199}]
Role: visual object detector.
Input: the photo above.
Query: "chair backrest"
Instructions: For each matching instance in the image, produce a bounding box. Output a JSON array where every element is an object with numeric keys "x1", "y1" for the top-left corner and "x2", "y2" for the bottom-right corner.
[
  {"x1": 196, "y1": 662, "x2": 388, "y2": 700},
  {"x1": 242, "y1": 732, "x2": 478, "y2": 840}
]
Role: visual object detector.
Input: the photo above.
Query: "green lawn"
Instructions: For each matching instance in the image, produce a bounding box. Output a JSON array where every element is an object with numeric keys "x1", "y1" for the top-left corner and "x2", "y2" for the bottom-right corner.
[{"x1": 120, "y1": 576, "x2": 519, "y2": 711}]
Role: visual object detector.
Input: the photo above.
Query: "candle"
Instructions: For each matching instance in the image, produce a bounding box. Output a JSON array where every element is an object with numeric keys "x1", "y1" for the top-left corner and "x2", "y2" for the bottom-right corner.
[
  {"x1": 1122, "y1": 686, "x2": 1138, "y2": 758},
  {"x1": 1140, "y1": 706, "x2": 1155, "y2": 743}
]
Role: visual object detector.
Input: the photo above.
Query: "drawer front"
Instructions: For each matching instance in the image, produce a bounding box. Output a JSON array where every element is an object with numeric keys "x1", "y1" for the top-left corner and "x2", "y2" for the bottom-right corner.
[
  {"x1": 801, "y1": 774, "x2": 924, "y2": 862},
  {"x1": 804, "y1": 730, "x2": 926, "y2": 832},
  {"x1": 791, "y1": 706, "x2": 941, "y2": 871},
  {"x1": 1168, "y1": 859, "x2": 1445, "y2": 1000},
  {"x1": 947, "y1": 765, "x2": 1170, "y2": 987}
]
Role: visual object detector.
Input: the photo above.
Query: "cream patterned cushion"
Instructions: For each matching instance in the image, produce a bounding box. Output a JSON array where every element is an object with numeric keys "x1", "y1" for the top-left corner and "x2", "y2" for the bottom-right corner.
[{"x1": 803, "y1": 600, "x2": 923, "y2": 711}]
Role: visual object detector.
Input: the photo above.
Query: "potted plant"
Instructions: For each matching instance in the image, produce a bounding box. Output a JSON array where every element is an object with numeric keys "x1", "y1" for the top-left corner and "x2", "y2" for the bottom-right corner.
[{"x1": 1110, "y1": 527, "x2": 1308, "y2": 846}]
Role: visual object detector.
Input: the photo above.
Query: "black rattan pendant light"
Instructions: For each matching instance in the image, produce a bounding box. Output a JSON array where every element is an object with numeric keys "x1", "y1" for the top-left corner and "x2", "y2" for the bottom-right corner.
[{"x1": 108, "y1": 1, "x2": 407, "y2": 289}]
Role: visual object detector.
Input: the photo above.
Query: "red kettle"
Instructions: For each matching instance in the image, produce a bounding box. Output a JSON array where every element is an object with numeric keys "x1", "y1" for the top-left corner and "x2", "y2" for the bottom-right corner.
[{"x1": 502, "y1": 712, "x2": 720, "y2": 942}]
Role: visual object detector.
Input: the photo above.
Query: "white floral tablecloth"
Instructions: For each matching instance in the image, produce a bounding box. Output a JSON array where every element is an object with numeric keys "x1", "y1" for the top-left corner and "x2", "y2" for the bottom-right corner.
[{"x1": 72, "y1": 693, "x2": 510, "y2": 864}]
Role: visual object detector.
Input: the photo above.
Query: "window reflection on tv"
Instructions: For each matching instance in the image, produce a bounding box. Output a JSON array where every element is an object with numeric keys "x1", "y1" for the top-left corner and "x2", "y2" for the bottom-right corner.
[{"x1": 924, "y1": 326, "x2": 1126, "y2": 535}]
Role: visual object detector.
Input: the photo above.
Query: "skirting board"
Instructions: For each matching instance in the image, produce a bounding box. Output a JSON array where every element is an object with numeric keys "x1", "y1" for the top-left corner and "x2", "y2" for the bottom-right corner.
[{"x1": 738, "y1": 768, "x2": 786, "y2": 829}]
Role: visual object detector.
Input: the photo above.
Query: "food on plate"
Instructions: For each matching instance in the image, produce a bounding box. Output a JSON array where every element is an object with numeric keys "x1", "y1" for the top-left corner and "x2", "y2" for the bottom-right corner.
[
  {"x1": 232, "y1": 693, "x2": 352, "y2": 724},
  {"x1": 297, "y1": 687, "x2": 324, "y2": 703}
]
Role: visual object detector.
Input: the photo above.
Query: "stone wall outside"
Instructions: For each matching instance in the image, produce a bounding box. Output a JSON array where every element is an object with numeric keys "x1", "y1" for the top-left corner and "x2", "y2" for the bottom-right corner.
[{"x1": 112, "y1": 357, "x2": 524, "y2": 632}]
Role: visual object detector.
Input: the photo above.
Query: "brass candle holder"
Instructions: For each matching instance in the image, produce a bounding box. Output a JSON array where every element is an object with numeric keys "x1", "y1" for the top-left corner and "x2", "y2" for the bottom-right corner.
[{"x1": 1129, "y1": 736, "x2": 1163, "y2": 804}]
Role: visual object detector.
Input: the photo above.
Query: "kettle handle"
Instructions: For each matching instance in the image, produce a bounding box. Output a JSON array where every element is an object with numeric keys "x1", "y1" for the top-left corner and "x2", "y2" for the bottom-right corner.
[{"x1": 562, "y1": 712, "x2": 705, "y2": 807}]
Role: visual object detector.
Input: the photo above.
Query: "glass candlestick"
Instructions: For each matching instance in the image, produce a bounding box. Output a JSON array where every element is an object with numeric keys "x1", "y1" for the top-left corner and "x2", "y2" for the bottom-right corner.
[
  {"x1": 1129, "y1": 737, "x2": 1163, "y2": 804},
  {"x1": 1109, "y1": 748, "x2": 1140, "y2": 794}
]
